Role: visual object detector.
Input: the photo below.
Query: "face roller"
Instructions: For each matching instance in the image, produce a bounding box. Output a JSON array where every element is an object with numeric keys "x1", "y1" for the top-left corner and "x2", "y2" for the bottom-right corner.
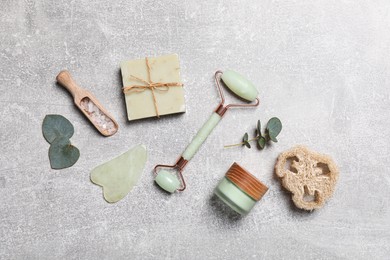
[{"x1": 154, "y1": 70, "x2": 260, "y2": 193}]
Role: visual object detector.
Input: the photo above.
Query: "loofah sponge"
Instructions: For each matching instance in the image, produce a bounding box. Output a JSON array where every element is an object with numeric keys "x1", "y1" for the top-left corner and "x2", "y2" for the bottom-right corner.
[{"x1": 275, "y1": 145, "x2": 339, "y2": 210}]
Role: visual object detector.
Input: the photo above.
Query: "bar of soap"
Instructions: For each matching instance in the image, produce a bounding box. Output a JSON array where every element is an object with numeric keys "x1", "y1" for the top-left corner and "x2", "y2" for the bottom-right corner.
[
  {"x1": 120, "y1": 54, "x2": 186, "y2": 121},
  {"x1": 90, "y1": 145, "x2": 147, "y2": 203}
]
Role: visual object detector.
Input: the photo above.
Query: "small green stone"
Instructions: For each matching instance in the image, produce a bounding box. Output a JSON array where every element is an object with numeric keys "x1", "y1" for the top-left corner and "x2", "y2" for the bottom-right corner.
[{"x1": 155, "y1": 170, "x2": 181, "y2": 193}]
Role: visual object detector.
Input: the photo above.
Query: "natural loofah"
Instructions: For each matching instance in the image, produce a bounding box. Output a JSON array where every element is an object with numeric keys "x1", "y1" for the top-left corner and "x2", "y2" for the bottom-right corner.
[{"x1": 275, "y1": 145, "x2": 339, "y2": 210}]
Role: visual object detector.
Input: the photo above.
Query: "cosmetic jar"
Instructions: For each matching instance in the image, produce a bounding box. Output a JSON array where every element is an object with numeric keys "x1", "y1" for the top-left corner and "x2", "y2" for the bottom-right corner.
[{"x1": 214, "y1": 162, "x2": 268, "y2": 214}]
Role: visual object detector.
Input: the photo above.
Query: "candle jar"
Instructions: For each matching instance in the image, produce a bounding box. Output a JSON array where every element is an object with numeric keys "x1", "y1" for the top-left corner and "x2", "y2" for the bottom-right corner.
[{"x1": 214, "y1": 162, "x2": 268, "y2": 215}]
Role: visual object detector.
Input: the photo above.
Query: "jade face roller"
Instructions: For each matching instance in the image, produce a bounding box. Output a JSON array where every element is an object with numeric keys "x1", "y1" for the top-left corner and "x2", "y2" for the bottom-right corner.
[{"x1": 154, "y1": 70, "x2": 260, "y2": 193}]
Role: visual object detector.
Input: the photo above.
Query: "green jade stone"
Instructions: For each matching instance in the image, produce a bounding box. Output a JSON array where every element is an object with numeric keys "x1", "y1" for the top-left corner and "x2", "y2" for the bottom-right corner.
[
  {"x1": 214, "y1": 177, "x2": 256, "y2": 215},
  {"x1": 90, "y1": 145, "x2": 147, "y2": 203},
  {"x1": 221, "y1": 70, "x2": 258, "y2": 102},
  {"x1": 155, "y1": 170, "x2": 181, "y2": 193}
]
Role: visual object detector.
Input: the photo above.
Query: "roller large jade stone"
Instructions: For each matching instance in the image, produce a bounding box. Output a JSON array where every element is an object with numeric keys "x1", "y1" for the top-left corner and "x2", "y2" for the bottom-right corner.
[{"x1": 154, "y1": 70, "x2": 260, "y2": 193}]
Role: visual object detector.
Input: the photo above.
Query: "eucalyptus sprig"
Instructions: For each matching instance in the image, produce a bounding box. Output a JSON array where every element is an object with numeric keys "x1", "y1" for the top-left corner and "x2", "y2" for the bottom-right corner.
[{"x1": 224, "y1": 117, "x2": 282, "y2": 149}]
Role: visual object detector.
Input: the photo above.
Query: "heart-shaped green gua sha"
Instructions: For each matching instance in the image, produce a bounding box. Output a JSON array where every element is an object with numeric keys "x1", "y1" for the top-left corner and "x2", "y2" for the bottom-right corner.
[
  {"x1": 42, "y1": 115, "x2": 80, "y2": 169},
  {"x1": 90, "y1": 145, "x2": 147, "y2": 203}
]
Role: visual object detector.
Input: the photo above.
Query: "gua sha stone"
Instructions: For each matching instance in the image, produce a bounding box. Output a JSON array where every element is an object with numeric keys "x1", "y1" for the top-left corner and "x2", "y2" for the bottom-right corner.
[{"x1": 90, "y1": 145, "x2": 147, "y2": 203}]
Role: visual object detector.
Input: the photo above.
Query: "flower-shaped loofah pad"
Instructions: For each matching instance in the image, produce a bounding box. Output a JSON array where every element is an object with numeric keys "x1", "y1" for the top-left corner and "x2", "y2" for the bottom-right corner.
[{"x1": 275, "y1": 145, "x2": 339, "y2": 210}]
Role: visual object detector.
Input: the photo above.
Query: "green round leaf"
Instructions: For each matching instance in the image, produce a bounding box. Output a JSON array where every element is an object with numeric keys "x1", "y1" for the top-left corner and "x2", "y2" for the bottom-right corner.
[
  {"x1": 43, "y1": 115, "x2": 74, "y2": 144},
  {"x1": 49, "y1": 137, "x2": 80, "y2": 169},
  {"x1": 269, "y1": 135, "x2": 278, "y2": 142},
  {"x1": 257, "y1": 136, "x2": 266, "y2": 149},
  {"x1": 266, "y1": 117, "x2": 282, "y2": 139}
]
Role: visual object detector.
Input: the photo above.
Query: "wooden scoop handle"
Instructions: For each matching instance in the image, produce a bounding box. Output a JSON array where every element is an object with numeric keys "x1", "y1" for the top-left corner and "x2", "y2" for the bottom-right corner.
[{"x1": 56, "y1": 70, "x2": 85, "y2": 99}]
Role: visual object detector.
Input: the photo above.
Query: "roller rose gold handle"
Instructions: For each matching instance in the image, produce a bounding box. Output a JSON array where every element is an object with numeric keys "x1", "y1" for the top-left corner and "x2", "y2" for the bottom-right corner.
[{"x1": 154, "y1": 70, "x2": 260, "y2": 193}]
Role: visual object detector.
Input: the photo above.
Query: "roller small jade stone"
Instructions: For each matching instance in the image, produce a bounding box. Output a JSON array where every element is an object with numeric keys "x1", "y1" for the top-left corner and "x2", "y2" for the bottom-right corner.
[
  {"x1": 154, "y1": 70, "x2": 260, "y2": 193},
  {"x1": 214, "y1": 162, "x2": 268, "y2": 215}
]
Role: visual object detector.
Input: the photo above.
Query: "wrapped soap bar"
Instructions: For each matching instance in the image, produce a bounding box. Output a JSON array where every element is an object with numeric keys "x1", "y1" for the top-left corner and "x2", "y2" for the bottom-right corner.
[{"x1": 120, "y1": 54, "x2": 186, "y2": 121}]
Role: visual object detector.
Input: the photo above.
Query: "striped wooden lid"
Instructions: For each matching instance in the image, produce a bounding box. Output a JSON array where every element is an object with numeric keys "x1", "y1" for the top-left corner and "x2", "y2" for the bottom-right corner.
[{"x1": 226, "y1": 162, "x2": 268, "y2": 201}]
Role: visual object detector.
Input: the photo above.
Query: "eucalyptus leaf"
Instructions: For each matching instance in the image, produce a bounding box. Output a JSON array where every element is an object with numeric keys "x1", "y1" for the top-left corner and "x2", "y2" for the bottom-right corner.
[
  {"x1": 49, "y1": 137, "x2": 80, "y2": 169},
  {"x1": 243, "y1": 133, "x2": 249, "y2": 142},
  {"x1": 257, "y1": 120, "x2": 262, "y2": 137},
  {"x1": 43, "y1": 115, "x2": 74, "y2": 144},
  {"x1": 258, "y1": 136, "x2": 266, "y2": 149},
  {"x1": 224, "y1": 117, "x2": 282, "y2": 151},
  {"x1": 269, "y1": 135, "x2": 278, "y2": 142},
  {"x1": 266, "y1": 117, "x2": 282, "y2": 139}
]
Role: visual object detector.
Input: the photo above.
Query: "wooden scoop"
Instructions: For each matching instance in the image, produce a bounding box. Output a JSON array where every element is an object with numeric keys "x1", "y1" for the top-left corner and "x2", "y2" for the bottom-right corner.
[{"x1": 56, "y1": 70, "x2": 119, "y2": 137}]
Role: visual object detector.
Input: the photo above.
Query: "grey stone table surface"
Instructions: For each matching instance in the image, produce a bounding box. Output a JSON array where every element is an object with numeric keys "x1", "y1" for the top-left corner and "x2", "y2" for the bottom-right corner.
[{"x1": 1, "y1": 0, "x2": 389, "y2": 259}]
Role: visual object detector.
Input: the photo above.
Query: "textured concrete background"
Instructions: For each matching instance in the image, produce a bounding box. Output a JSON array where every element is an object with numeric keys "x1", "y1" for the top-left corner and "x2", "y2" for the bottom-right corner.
[{"x1": 1, "y1": 0, "x2": 390, "y2": 259}]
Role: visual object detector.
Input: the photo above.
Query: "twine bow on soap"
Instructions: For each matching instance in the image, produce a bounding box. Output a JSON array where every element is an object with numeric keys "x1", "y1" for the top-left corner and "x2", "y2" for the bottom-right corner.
[{"x1": 122, "y1": 57, "x2": 183, "y2": 118}]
